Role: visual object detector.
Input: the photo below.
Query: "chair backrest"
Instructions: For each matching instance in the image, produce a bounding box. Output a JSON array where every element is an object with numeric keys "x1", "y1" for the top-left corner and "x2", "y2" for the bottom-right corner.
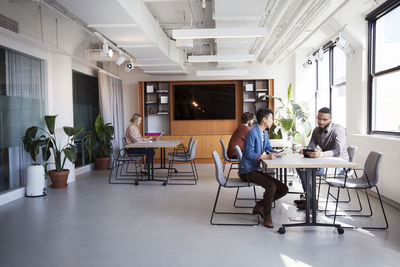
[
  {"x1": 123, "y1": 137, "x2": 127, "y2": 146},
  {"x1": 212, "y1": 151, "x2": 227, "y2": 186},
  {"x1": 187, "y1": 137, "x2": 194, "y2": 154},
  {"x1": 187, "y1": 139, "x2": 198, "y2": 160},
  {"x1": 362, "y1": 151, "x2": 383, "y2": 186},
  {"x1": 234, "y1": 145, "x2": 243, "y2": 162},
  {"x1": 347, "y1": 145, "x2": 358, "y2": 162},
  {"x1": 220, "y1": 139, "x2": 230, "y2": 161}
]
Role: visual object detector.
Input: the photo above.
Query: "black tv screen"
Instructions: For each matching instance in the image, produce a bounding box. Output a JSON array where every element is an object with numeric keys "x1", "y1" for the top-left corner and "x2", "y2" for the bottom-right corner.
[{"x1": 174, "y1": 84, "x2": 236, "y2": 120}]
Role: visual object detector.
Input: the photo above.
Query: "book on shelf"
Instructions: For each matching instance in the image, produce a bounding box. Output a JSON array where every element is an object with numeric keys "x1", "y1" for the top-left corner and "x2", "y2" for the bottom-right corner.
[
  {"x1": 146, "y1": 102, "x2": 157, "y2": 104},
  {"x1": 157, "y1": 90, "x2": 168, "y2": 93},
  {"x1": 243, "y1": 98, "x2": 256, "y2": 102},
  {"x1": 255, "y1": 88, "x2": 268, "y2": 92},
  {"x1": 157, "y1": 112, "x2": 168, "y2": 115}
]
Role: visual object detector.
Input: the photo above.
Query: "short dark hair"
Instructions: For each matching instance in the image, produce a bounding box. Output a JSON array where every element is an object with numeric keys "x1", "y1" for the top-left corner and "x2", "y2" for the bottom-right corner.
[
  {"x1": 241, "y1": 112, "x2": 254, "y2": 123},
  {"x1": 256, "y1": 108, "x2": 274, "y2": 124},
  {"x1": 318, "y1": 107, "x2": 331, "y2": 115}
]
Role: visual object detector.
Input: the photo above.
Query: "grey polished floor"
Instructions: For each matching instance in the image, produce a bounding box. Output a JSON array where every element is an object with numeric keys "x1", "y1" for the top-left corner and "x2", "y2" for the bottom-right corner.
[{"x1": 1, "y1": 164, "x2": 400, "y2": 267}]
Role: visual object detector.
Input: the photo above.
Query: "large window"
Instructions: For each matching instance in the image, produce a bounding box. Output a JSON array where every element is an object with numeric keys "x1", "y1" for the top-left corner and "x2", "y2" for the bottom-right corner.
[
  {"x1": 0, "y1": 46, "x2": 46, "y2": 193},
  {"x1": 72, "y1": 71, "x2": 99, "y2": 167},
  {"x1": 367, "y1": 0, "x2": 400, "y2": 135},
  {"x1": 316, "y1": 44, "x2": 347, "y2": 127}
]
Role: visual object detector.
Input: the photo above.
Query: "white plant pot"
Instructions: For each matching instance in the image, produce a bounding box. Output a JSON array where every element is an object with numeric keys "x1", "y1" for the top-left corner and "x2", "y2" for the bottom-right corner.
[{"x1": 26, "y1": 164, "x2": 45, "y2": 197}]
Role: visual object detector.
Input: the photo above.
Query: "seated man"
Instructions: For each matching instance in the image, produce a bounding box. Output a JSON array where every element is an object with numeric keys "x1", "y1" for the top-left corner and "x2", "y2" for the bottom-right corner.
[
  {"x1": 295, "y1": 107, "x2": 349, "y2": 209},
  {"x1": 125, "y1": 113, "x2": 155, "y2": 172},
  {"x1": 227, "y1": 112, "x2": 254, "y2": 158},
  {"x1": 238, "y1": 109, "x2": 288, "y2": 228}
]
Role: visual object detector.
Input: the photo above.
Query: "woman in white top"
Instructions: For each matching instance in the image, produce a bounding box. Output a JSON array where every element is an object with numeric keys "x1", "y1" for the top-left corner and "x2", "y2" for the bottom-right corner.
[{"x1": 125, "y1": 113, "x2": 155, "y2": 170}]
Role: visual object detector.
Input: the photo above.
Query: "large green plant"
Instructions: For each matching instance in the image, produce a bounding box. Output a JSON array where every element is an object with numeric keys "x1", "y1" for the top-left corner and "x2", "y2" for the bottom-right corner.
[
  {"x1": 84, "y1": 115, "x2": 114, "y2": 160},
  {"x1": 257, "y1": 83, "x2": 312, "y2": 140},
  {"x1": 22, "y1": 115, "x2": 82, "y2": 172}
]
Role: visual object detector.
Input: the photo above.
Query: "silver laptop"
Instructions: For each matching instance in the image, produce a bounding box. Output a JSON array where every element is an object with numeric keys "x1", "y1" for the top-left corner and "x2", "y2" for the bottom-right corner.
[{"x1": 155, "y1": 132, "x2": 164, "y2": 141}]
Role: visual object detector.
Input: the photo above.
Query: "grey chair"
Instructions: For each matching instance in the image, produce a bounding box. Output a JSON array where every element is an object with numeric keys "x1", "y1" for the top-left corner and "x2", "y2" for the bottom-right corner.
[
  {"x1": 220, "y1": 139, "x2": 239, "y2": 178},
  {"x1": 108, "y1": 149, "x2": 144, "y2": 185},
  {"x1": 317, "y1": 145, "x2": 358, "y2": 209},
  {"x1": 325, "y1": 151, "x2": 388, "y2": 229},
  {"x1": 166, "y1": 139, "x2": 198, "y2": 185},
  {"x1": 168, "y1": 137, "x2": 193, "y2": 158},
  {"x1": 210, "y1": 151, "x2": 260, "y2": 226}
]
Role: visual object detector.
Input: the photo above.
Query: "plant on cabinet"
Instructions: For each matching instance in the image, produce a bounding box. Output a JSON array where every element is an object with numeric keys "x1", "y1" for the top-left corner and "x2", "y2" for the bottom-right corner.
[
  {"x1": 22, "y1": 115, "x2": 82, "y2": 188},
  {"x1": 83, "y1": 115, "x2": 114, "y2": 170}
]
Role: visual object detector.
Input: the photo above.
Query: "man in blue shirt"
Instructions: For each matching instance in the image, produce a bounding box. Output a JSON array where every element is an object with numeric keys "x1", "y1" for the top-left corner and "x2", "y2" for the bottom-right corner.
[{"x1": 239, "y1": 109, "x2": 288, "y2": 228}]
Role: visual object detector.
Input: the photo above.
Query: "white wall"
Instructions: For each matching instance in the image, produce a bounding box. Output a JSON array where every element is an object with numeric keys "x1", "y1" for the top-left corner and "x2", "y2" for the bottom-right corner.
[{"x1": 0, "y1": 1, "x2": 98, "y2": 187}]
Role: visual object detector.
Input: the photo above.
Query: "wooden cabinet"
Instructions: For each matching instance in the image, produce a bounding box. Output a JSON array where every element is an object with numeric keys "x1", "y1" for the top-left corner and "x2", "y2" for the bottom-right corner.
[
  {"x1": 242, "y1": 79, "x2": 274, "y2": 114},
  {"x1": 143, "y1": 82, "x2": 170, "y2": 135}
]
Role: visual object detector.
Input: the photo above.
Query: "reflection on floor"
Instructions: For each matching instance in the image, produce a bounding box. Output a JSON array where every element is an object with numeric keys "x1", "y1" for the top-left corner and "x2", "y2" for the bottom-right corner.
[{"x1": 0, "y1": 163, "x2": 399, "y2": 267}]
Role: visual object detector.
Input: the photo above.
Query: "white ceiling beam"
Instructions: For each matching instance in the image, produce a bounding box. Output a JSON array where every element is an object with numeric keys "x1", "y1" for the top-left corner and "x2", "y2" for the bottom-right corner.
[
  {"x1": 196, "y1": 70, "x2": 248, "y2": 76},
  {"x1": 188, "y1": 54, "x2": 255, "y2": 63},
  {"x1": 172, "y1": 28, "x2": 268, "y2": 39},
  {"x1": 87, "y1": 24, "x2": 139, "y2": 28}
]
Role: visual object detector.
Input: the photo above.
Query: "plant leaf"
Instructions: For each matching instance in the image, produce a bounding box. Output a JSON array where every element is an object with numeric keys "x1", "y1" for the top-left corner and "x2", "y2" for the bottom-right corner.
[
  {"x1": 281, "y1": 118, "x2": 294, "y2": 132},
  {"x1": 95, "y1": 115, "x2": 104, "y2": 134},
  {"x1": 45, "y1": 115, "x2": 57, "y2": 135},
  {"x1": 287, "y1": 83, "x2": 292, "y2": 101},
  {"x1": 63, "y1": 146, "x2": 77, "y2": 163},
  {"x1": 63, "y1": 126, "x2": 75, "y2": 137}
]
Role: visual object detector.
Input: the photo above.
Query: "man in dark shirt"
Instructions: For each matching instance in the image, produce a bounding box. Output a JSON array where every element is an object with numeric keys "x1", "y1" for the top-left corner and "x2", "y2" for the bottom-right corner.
[
  {"x1": 295, "y1": 107, "x2": 348, "y2": 209},
  {"x1": 227, "y1": 112, "x2": 254, "y2": 158}
]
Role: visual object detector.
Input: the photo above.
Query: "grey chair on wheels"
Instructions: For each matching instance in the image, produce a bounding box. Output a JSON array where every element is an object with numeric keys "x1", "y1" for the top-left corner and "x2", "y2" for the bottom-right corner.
[
  {"x1": 220, "y1": 139, "x2": 239, "y2": 178},
  {"x1": 325, "y1": 151, "x2": 388, "y2": 229},
  {"x1": 210, "y1": 151, "x2": 260, "y2": 226}
]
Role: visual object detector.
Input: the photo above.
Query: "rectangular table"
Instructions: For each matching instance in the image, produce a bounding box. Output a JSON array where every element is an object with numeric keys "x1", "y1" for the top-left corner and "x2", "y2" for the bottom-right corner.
[
  {"x1": 125, "y1": 140, "x2": 183, "y2": 184},
  {"x1": 261, "y1": 153, "x2": 357, "y2": 234}
]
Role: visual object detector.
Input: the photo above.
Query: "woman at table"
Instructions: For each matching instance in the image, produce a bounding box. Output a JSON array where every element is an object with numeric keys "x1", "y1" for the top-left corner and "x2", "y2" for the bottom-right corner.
[{"x1": 125, "y1": 113, "x2": 155, "y2": 172}]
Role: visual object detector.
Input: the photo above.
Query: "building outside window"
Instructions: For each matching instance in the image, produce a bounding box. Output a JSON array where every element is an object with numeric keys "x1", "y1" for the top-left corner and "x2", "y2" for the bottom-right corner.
[{"x1": 367, "y1": 1, "x2": 400, "y2": 135}]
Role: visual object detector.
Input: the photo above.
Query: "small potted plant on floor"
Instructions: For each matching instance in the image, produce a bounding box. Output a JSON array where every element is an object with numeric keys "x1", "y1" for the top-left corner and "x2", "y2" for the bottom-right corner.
[
  {"x1": 84, "y1": 115, "x2": 114, "y2": 170},
  {"x1": 22, "y1": 115, "x2": 82, "y2": 188}
]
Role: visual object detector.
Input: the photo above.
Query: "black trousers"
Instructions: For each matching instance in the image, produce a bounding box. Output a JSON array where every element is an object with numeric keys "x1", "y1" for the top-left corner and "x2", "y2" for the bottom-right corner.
[{"x1": 240, "y1": 171, "x2": 288, "y2": 216}]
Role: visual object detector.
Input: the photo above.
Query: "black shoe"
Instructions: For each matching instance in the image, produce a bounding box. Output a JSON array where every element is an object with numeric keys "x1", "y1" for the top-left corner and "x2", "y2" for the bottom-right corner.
[
  {"x1": 296, "y1": 200, "x2": 318, "y2": 210},
  {"x1": 293, "y1": 197, "x2": 306, "y2": 204}
]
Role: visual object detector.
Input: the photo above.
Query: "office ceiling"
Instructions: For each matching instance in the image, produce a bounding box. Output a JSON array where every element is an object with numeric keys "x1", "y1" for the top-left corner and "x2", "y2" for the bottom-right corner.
[{"x1": 54, "y1": 0, "x2": 377, "y2": 75}]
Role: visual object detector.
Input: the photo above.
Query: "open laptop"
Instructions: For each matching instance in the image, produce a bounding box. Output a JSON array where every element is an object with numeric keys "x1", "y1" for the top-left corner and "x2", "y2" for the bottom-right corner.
[{"x1": 155, "y1": 132, "x2": 164, "y2": 141}]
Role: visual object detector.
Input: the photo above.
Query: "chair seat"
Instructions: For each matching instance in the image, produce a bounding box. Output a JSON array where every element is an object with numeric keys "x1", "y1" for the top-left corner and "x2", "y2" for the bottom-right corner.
[
  {"x1": 224, "y1": 178, "x2": 257, "y2": 188},
  {"x1": 168, "y1": 156, "x2": 189, "y2": 162},
  {"x1": 168, "y1": 151, "x2": 188, "y2": 157},
  {"x1": 326, "y1": 177, "x2": 371, "y2": 189}
]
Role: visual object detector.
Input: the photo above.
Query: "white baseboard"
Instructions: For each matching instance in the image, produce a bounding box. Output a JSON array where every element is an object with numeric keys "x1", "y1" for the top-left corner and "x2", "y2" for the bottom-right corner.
[
  {"x1": 75, "y1": 163, "x2": 95, "y2": 176},
  {"x1": 368, "y1": 189, "x2": 400, "y2": 210},
  {"x1": 0, "y1": 187, "x2": 25, "y2": 206}
]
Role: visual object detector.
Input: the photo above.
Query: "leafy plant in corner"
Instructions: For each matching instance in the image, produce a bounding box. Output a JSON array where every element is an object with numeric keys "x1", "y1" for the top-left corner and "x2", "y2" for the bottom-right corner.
[
  {"x1": 83, "y1": 115, "x2": 114, "y2": 161},
  {"x1": 257, "y1": 83, "x2": 312, "y2": 140},
  {"x1": 22, "y1": 115, "x2": 82, "y2": 172}
]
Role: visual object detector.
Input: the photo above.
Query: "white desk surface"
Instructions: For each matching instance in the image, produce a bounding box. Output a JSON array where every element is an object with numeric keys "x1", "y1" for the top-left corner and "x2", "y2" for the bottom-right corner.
[
  {"x1": 261, "y1": 153, "x2": 358, "y2": 169},
  {"x1": 125, "y1": 140, "x2": 183, "y2": 149}
]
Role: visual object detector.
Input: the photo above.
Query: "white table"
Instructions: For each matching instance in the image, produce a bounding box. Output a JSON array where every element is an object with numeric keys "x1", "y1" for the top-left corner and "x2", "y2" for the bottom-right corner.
[
  {"x1": 262, "y1": 153, "x2": 357, "y2": 234},
  {"x1": 126, "y1": 140, "x2": 183, "y2": 184}
]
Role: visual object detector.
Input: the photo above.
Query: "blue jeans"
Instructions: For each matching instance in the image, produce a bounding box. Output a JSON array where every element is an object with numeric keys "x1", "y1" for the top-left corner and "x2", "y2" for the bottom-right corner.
[
  {"x1": 296, "y1": 168, "x2": 346, "y2": 196},
  {"x1": 127, "y1": 148, "x2": 155, "y2": 168}
]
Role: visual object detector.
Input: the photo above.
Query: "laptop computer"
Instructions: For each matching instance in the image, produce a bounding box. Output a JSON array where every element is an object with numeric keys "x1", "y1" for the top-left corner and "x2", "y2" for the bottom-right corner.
[{"x1": 155, "y1": 132, "x2": 164, "y2": 141}]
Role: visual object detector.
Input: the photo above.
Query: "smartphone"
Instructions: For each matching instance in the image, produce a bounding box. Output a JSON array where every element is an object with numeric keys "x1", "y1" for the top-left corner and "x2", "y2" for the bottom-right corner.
[{"x1": 302, "y1": 148, "x2": 315, "y2": 158}]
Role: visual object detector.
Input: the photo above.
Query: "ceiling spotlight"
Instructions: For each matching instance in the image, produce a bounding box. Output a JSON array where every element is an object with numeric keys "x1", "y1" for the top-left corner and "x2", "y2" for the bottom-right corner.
[
  {"x1": 125, "y1": 61, "x2": 134, "y2": 72},
  {"x1": 115, "y1": 53, "x2": 126, "y2": 65},
  {"x1": 334, "y1": 35, "x2": 348, "y2": 49},
  {"x1": 302, "y1": 59, "x2": 313, "y2": 68},
  {"x1": 101, "y1": 42, "x2": 113, "y2": 58}
]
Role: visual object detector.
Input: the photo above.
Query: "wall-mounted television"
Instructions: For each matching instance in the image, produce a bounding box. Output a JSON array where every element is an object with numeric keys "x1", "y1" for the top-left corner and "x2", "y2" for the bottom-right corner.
[{"x1": 174, "y1": 84, "x2": 236, "y2": 120}]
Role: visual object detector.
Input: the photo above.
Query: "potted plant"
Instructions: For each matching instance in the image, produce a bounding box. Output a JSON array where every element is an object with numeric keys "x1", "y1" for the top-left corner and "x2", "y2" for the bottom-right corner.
[
  {"x1": 257, "y1": 83, "x2": 312, "y2": 143},
  {"x1": 84, "y1": 115, "x2": 114, "y2": 170},
  {"x1": 22, "y1": 115, "x2": 82, "y2": 188}
]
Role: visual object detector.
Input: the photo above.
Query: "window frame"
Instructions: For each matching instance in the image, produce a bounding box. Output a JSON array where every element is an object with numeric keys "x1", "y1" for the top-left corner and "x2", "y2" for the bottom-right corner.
[
  {"x1": 315, "y1": 41, "x2": 346, "y2": 126},
  {"x1": 366, "y1": 0, "x2": 400, "y2": 136}
]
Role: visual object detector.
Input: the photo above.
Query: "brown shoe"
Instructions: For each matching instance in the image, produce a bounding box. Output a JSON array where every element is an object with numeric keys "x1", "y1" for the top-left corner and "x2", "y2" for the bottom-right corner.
[
  {"x1": 296, "y1": 200, "x2": 318, "y2": 210},
  {"x1": 252, "y1": 204, "x2": 264, "y2": 218},
  {"x1": 263, "y1": 215, "x2": 274, "y2": 228},
  {"x1": 293, "y1": 197, "x2": 307, "y2": 204}
]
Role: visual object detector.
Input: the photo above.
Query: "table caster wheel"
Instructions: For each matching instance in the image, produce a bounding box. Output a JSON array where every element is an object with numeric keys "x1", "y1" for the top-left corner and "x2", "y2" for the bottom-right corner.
[
  {"x1": 174, "y1": 169, "x2": 178, "y2": 173},
  {"x1": 337, "y1": 227, "x2": 344, "y2": 235},
  {"x1": 288, "y1": 181, "x2": 293, "y2": 186},
  {"x1": 278, "y1": 227, "x2": 286, "y2": 234},
  {"x1": 134, "y1": 181, "x2": 139, "y2": 186},
  {"x1": 162, "y1": 182, "x2": 167, "y2": 186}
]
